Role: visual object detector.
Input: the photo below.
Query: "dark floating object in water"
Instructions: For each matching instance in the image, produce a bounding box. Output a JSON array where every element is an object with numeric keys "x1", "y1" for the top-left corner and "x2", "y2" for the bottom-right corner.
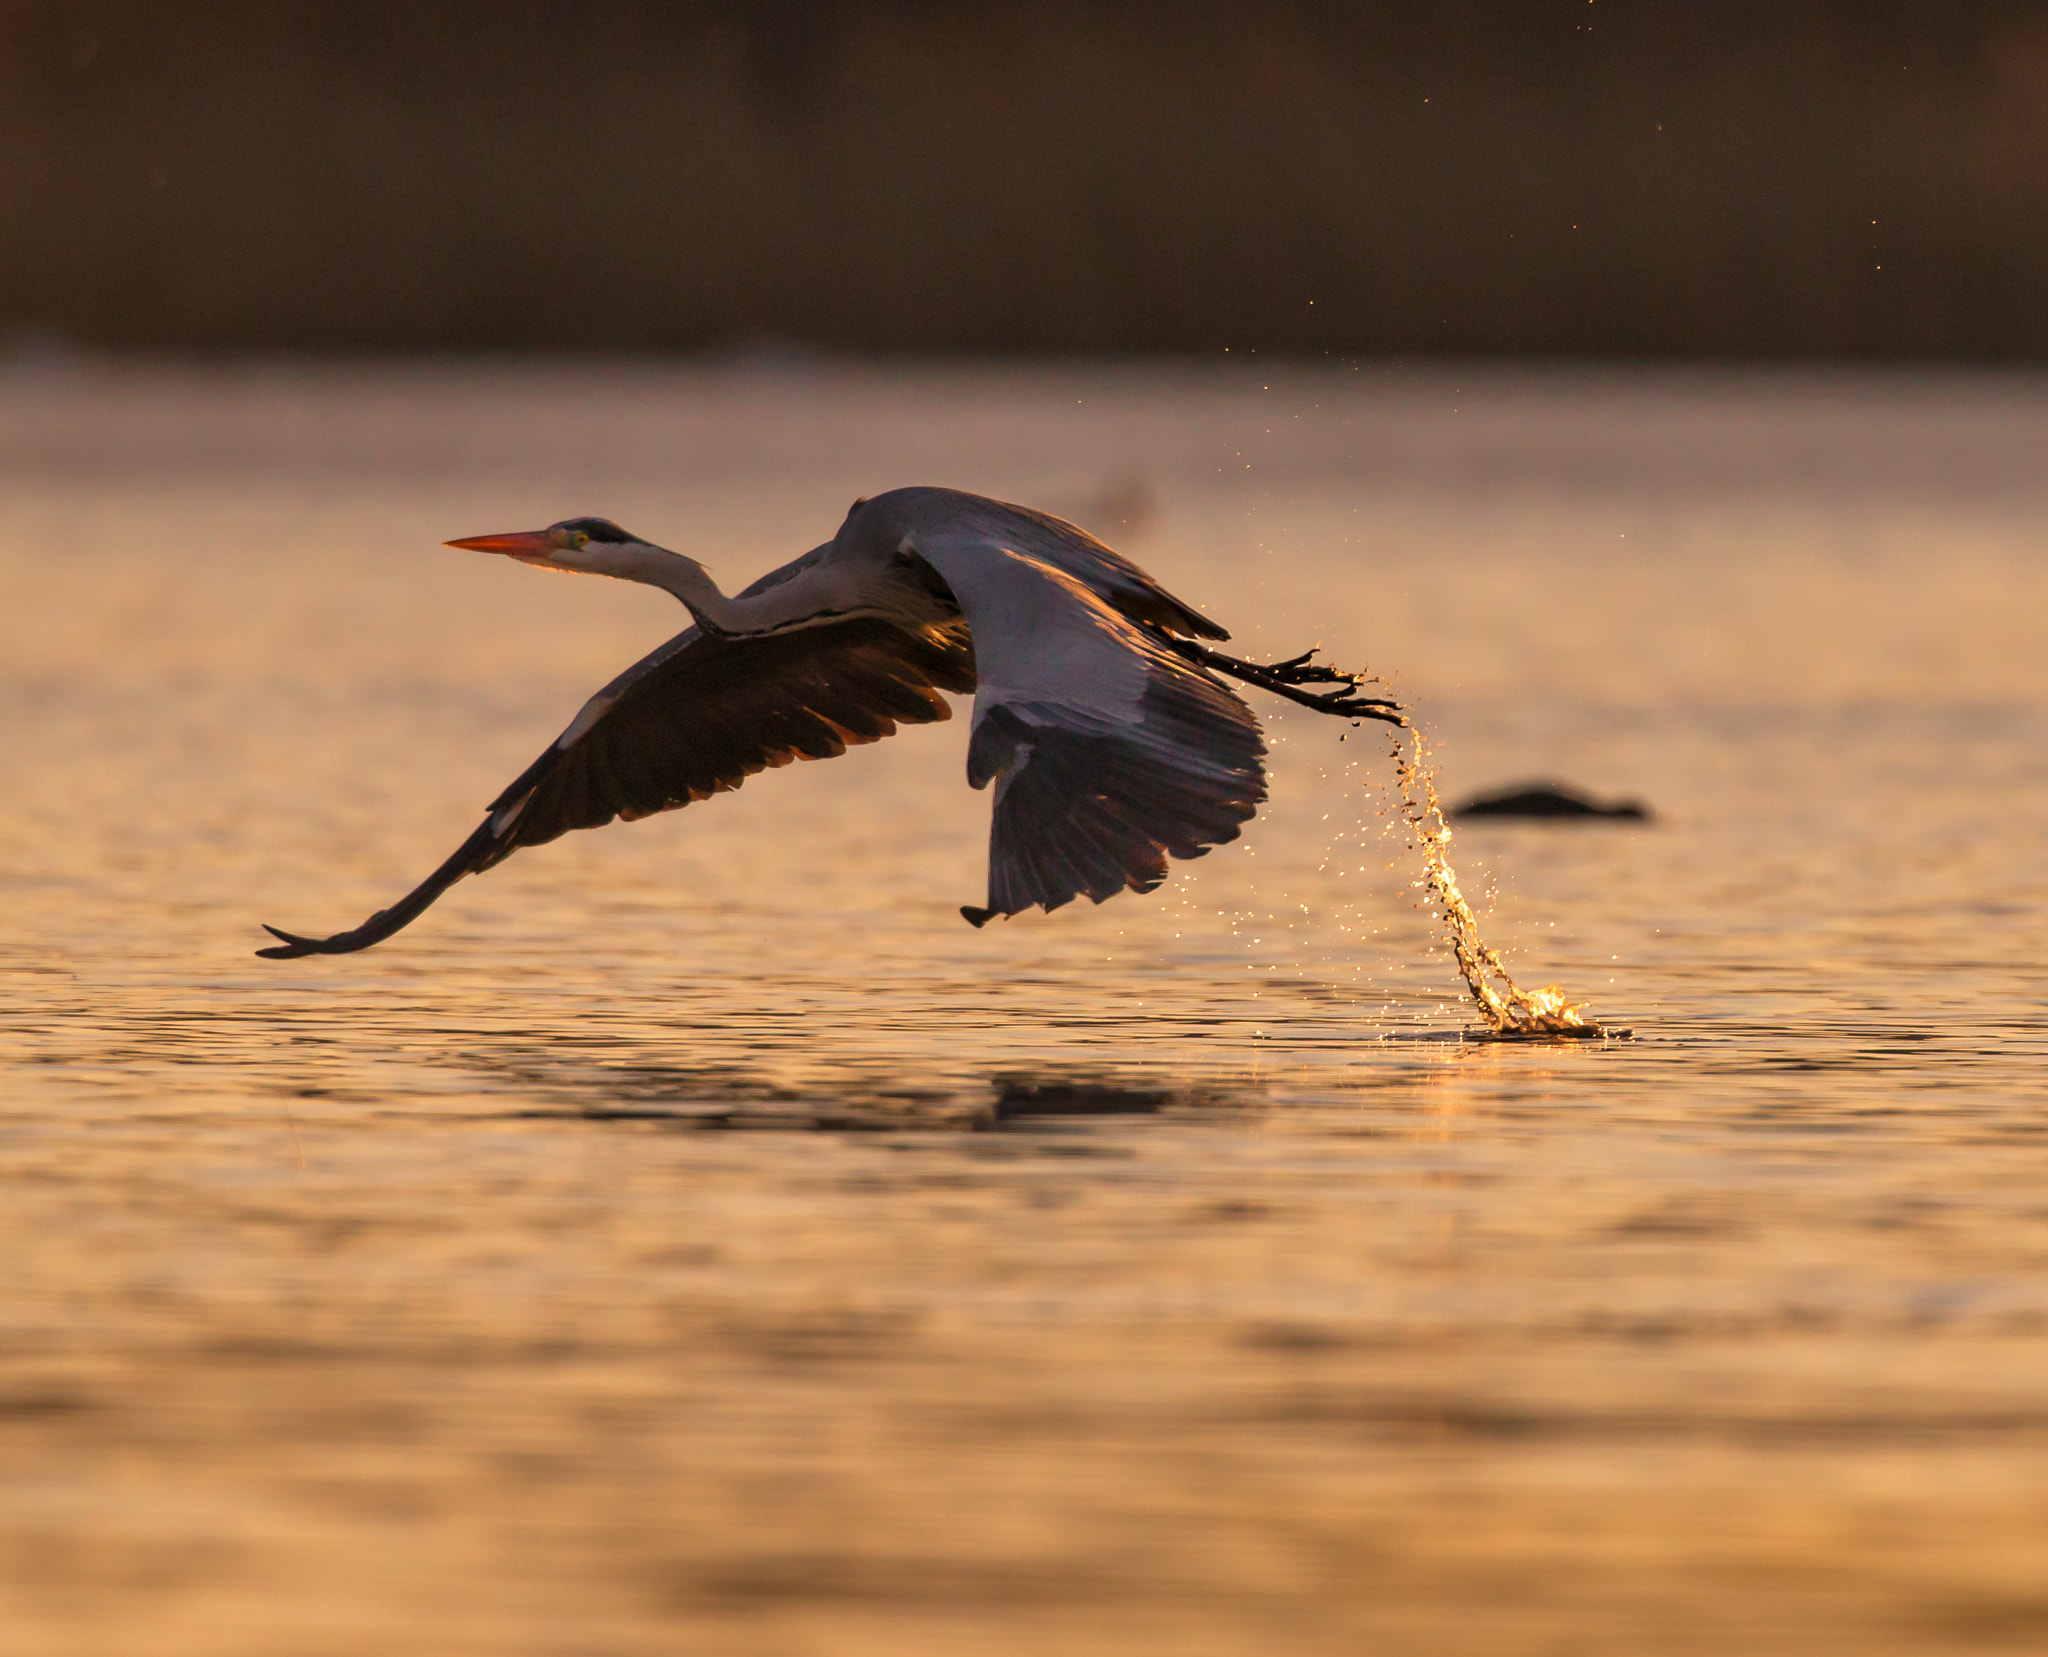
[{"x1": 1451, "y1": 782, "x2": 1651, "y2": 822}]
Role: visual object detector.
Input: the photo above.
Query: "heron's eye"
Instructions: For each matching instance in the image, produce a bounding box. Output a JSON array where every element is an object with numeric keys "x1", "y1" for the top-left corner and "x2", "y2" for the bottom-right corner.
[{"x1": 573, "y1": 531, "x2": 590, "y2": 549}]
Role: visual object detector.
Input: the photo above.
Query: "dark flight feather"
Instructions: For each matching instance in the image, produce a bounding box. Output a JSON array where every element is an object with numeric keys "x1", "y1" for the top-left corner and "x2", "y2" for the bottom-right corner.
[
  {"x1": 958, "y1": 664, "x2": 1265, "y2": 926},
  {"x1": 258, "y1": 615, "x2": 974, "y2": 957}
]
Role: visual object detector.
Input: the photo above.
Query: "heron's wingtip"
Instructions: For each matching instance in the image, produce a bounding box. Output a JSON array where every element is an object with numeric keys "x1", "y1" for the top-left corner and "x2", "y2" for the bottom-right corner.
[
  {"x1": 960, "y1": 905, "x2": 997, "y2": 928},
  {"x1": 255, "y1": 924, "x2": 319, "y2": 960}
]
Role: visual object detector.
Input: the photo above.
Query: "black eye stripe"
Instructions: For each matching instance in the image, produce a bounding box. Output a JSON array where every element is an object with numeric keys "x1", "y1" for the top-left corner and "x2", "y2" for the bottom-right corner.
[{"x1": 554, "y1": 517, "x2": 632, "y2": 543}]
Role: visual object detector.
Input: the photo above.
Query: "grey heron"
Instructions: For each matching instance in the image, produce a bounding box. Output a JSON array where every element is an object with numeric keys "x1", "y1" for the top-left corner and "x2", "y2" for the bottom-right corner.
[{"x1": 257, "y1": 486, "x2": 1399, "y2": 959}]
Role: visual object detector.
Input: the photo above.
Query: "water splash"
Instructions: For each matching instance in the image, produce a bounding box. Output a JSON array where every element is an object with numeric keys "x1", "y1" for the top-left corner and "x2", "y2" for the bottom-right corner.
[{"x1": 1389, "y1": 725, "x2": 1612, "y2": 1040}]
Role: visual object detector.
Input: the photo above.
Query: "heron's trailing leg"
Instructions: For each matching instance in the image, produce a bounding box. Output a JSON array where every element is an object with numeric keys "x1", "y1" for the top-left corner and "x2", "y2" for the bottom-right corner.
[{"x1": 1175, "y1": 642, "x2": 1405, "y2": 725}]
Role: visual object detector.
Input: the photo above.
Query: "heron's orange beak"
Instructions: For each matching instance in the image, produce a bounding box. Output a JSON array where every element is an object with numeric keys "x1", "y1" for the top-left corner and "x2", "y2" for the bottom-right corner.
[{"x1": 445, "y1": 530, "x2": 558, "y2": 560}]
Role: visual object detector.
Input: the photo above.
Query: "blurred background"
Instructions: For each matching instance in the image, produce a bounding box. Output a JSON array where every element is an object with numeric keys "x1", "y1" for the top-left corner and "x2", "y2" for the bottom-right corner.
[
  {"x1": 6, "y1": 0, "x2": 2048, "y2": 360},
  {"x1": 9, "y1": 10, "x2": 2048, "y2": 1657}
]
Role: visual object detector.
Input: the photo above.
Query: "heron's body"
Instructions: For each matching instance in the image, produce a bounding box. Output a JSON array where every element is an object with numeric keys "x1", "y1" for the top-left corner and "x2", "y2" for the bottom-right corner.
[{"x1": 259, "y1": 487, "x2": 1397, "y2": 959}]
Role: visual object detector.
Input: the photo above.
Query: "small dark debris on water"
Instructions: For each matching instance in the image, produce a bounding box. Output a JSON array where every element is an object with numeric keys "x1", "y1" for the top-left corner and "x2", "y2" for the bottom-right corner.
[{"x1": 1451, "y1": 782, "x2": 1651, "y2": 822}]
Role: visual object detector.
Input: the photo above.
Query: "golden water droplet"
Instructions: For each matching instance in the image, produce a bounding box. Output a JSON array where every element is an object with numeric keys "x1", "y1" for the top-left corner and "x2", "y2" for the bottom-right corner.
[{"x1": 1385, "y1": 726, "x2": 1606, "y2": 1039}]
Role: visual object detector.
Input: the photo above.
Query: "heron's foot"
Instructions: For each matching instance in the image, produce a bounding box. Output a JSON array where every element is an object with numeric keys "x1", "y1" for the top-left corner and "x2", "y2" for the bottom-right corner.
[
  {"x1": 1307, "y1": 687, "x2": 1407, "y2": 724},
  {"x1": 1246, "y1": 648, "x2": 1356, "y2": 687},
  {"x1": 1260, "y1": 650, "x2": 1404, "y2": 722},
  {"x1": 1185, "y1": 643, "x2": 1405, "y2": 725}
]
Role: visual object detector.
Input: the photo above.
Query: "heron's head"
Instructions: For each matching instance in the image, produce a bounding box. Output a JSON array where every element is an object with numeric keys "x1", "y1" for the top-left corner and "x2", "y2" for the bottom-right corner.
[{"x1": 445, "y1": 516, "x2": 642, "y2": 573}]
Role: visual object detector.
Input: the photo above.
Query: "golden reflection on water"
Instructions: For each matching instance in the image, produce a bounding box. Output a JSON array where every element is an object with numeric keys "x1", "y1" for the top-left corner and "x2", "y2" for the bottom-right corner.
[{"x1": 4, "y1": 362, "x2": 2048, "y2": 1655}]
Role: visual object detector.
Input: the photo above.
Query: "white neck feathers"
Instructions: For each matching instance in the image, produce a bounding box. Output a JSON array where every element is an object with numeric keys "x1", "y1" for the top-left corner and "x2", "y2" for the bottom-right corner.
[{"x1": 581, "y1": 540, "x2": 859, "y2": 638}]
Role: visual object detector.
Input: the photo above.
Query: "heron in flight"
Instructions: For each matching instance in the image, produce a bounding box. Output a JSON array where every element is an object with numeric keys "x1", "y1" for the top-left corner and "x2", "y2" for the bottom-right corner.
[{"x1": 258, "y1": 487, "x2": 1400, "y2": 959}]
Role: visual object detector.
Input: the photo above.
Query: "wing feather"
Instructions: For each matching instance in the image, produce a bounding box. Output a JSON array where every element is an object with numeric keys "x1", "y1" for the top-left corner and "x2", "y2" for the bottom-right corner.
[
  {"x1": 258, "y1": 614, "x2": 973, "y2": 957},
  {"x1": 861, "y1": 489, "x2": 1229, "y2": 640},
  {"x1": 910, "y1": 540, "x2": 1264, "y2": 926}
]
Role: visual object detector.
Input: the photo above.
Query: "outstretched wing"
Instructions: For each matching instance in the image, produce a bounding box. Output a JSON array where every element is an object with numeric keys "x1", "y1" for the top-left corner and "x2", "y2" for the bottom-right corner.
[
  {"x1": 908, "y1": 538, "x2": 1264, "y2": 926},
  {"x1": 258, "y1": 614, "x2": 975, "y2": 957},
  {"x1": 867, "y1": 487, "x2": 1231, "y2": 641}
]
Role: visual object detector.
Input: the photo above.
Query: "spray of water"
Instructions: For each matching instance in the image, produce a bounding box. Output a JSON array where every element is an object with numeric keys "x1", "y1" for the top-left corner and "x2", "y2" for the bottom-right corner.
[{"x1": 1388, "y1": 724, "x2": 1610, "y2": 1039}]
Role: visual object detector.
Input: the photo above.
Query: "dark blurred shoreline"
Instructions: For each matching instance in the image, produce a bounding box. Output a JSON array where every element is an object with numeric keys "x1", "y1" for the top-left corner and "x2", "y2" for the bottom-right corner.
[{"x1": 7, "y1": 2, "x2": 2048, "y2": 358}]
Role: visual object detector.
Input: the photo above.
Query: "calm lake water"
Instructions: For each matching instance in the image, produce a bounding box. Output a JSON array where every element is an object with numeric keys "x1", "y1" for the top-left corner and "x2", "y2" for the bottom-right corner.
[{"x1": 2, "y1": 359, "x2": 2045, "y2": 1655}]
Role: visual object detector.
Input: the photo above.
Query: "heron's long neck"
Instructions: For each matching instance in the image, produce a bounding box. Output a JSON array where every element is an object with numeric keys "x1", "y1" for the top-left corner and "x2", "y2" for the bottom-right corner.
[
  {"x1": 588, "y1": 540, "x2": 864, "y2": 637},
  {"x1": 586, "y1": 542, "x2": 754, "y2": 633}
]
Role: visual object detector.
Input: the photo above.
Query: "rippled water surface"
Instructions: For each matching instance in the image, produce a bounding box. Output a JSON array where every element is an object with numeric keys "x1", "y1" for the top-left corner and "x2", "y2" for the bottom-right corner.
[{"x1": 3, "y1": 361, "x2": 2046, "y2": 1655}]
